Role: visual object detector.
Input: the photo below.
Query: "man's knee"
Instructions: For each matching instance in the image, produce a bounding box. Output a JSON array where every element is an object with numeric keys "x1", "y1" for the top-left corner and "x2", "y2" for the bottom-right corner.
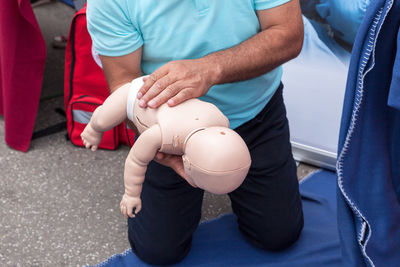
[
  {"x1": 241, "y1": 210, "x2": 304, "y2": 251},
  {"x1": 254, "y1": 214, "x2": 304, "y2": 251},
  {"x1": 129, "y1": 233, "x2": 191, "y2": 265}
]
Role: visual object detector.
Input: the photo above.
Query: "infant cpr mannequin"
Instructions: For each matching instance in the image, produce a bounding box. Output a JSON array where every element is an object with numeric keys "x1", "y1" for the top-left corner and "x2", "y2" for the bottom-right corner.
[{"x1": 81, "y1": 76, "x2": 251, "y2": 218}]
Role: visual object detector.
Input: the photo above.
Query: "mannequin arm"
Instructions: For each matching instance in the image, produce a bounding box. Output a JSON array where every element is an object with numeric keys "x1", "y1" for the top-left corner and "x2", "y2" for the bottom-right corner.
[
  {"x1": 120, "y1": 124, "x2": 162, "y2": 218},
  {"x1": 81, "y1": 83, "x2": 131, "y2": 151},
  {"x1": 91, "y1": 83, "x2": 130, "y2": 131}
]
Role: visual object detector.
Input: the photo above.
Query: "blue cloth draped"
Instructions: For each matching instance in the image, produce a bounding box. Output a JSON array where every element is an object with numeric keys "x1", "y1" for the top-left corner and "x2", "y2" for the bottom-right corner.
[
  {"x1": 336, "y1": 0, "x2": 400, "y2": 266},
  {"x1": 90, "y1": 170, "x2": 342, "y2": 267}
]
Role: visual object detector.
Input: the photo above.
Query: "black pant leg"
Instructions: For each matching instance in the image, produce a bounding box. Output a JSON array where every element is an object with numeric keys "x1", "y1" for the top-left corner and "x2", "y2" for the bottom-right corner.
[
  {"x1": 229, "y1": 84, "x2": 304, "y2": 250},
  {"x1": 127, "y1": 160, "x2": 204, "y2": 265}
]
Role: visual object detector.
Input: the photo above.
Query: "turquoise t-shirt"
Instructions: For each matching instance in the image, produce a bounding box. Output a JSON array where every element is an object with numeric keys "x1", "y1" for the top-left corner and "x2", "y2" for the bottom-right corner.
[{"x1": 87, "y1": 0, "x2": 290, "y2": 129}]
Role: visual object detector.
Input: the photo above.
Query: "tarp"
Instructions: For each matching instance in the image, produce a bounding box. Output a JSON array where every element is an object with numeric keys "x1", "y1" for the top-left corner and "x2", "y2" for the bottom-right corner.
[{"x1": 90, "y1": 170, "x2": 342, "y2": 267}]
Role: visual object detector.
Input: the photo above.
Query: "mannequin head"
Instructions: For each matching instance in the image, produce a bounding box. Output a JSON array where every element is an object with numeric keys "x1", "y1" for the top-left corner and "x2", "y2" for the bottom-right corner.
[{"x1": 182, "y1": 127, "x2": 251, "y2": 194}]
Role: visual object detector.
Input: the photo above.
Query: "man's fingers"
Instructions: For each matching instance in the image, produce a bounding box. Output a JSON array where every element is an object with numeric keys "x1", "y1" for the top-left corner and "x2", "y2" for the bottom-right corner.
[
  {"x1": 154, "y1": 153, "x2": 173, "y2": 166},
  {"x1": 167, "y1": 88, "x2": 193, "y2": 107},
  {"x1": 165, "y1": 156, "x2": 196, "y2": 187},
  {"x1": 141, "y1": 75, "x2": 178, "y2": 108},
  {"x1": 138, "y1": 73, "x2": 157, "y2": 98},
  {"x1": 138, "y1": 68, "x2": 168, "y2": 102},
  {"x1": 148, "y1": 82, "x2": 183, "y2": 108},
  {"x1": 184, "y1": 176, "x2": 197, "y2": 188},
  {"x1": 175, "y1": 161, "x2": 197, "y2": 187},
  {"x1": 154, "y1": 153, "x2": 197, "y2": 187},
  {"x1": 155, "y1": 152, "x2": 165, "y2": 160}
]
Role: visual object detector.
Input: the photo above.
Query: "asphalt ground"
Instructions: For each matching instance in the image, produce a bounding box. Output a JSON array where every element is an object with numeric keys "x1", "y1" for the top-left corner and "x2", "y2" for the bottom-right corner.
[{"x1": 0, "y1": 2, "x2": 318, "y2": 266}]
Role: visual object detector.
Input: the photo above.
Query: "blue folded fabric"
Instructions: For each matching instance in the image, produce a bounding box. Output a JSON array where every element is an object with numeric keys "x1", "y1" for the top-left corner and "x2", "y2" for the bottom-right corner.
[
  {"x1": 337, "y1": 0, "x2": 400, "y2": 265},
  {"x1": 388, "y1": 29, "x2": 400, "y2": 111},
  {"x1": 315, "y1": 0, "x2": 370, "y2": 44},
  {"x1": 90, "y1": 170, "x2": 342, "y2": 267}
]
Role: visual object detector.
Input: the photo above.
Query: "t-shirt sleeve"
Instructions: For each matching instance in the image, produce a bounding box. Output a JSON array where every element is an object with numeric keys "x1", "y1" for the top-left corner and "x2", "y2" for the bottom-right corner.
[
  {"x1": 86, "y1": 0, "x2": 143, "y2": 56},
  {"x1": 254, "y1": 0, "x2": 291, "y2": 10}
]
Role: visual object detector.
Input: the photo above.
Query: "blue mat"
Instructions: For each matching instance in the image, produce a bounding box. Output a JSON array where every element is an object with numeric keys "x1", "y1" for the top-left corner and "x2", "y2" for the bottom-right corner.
[
  {"x1": 59, "y1": 0, "x2": 74, "y2": 8},
  {"x1": 91, "y1": 170, "x2": 342, "y2": 267}
]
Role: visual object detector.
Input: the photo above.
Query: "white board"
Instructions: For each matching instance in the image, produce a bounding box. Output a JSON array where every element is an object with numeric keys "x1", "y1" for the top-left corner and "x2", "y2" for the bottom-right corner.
[{"x1": 282, "y1": 18, "x2": 349, "y2": 170}]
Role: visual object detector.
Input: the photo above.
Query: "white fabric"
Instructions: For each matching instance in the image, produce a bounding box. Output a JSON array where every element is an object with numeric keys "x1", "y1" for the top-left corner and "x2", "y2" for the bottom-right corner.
[{"x1": 126, "y1": 77, "x2": 146, "y2": 122}]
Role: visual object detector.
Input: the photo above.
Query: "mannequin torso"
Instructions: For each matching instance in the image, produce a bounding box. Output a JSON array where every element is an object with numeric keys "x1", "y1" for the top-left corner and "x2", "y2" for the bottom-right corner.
[{"x1": 132, "y1": 98, "x2": 229, "y2": 155}]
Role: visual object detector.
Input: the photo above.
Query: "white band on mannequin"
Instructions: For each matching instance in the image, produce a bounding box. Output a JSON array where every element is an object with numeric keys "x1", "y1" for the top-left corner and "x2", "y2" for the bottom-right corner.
[{"x1": 127, "y1": 76, "x2": 147, "y2": 121}]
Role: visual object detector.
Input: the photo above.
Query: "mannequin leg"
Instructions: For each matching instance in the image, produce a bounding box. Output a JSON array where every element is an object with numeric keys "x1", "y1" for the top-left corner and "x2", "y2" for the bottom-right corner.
[
  {"x1": 127, "y1": 160, "x2": 204, "y2": 265},
  {"x1": 229, "y1": 84, "x2": 304, "y2": 250}
]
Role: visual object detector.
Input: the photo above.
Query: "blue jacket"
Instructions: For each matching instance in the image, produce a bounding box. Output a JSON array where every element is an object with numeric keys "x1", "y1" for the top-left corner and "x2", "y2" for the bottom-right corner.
[{"x1": 337, "y1": 0, "x2": 400, "y2": 266}]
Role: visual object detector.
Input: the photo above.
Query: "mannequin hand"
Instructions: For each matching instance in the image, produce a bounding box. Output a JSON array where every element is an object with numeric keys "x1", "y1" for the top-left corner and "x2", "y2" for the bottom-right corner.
[
  {"x1": 81, "y1": 123, "x2": 103, "y2": 151},
  {"x1": 120, "y1": 194, "x2": 142, "y2": 218},
  {"x1": 137, "y1": 58, "x2": 218, "y2": 108},
  {"x1": 154, "y1": 152, "x2": 197, "y2": 188}
]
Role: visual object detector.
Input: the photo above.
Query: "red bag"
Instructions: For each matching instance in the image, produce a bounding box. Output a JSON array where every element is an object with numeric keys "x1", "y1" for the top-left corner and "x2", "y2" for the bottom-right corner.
[{"x1": 64, "y1": 5, "x2": 134, "y2": 149}]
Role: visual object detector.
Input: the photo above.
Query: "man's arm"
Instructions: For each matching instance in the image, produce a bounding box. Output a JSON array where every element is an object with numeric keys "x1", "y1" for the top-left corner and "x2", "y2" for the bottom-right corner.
[
  {"x1": 99, "y1": 47, "x2": 143, "y2": 131},
  {"x1": 99, "y1": 47, "x2": 143, "y2": 93},
  {"x1": 205, "y1": 0, "x2": 304, "y2": 84},
  {"x1": 137, "y1": 0, "x2": 303, "y2": 108}
]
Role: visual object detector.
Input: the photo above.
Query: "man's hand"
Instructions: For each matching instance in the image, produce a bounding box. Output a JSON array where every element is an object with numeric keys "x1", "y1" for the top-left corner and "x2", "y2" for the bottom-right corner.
[
  {"x1": 137, "y1": 58, "x2": 220, "y2": 108},
  {"x1": 154, "y1": 152, "x2": 197, "y2": 187}
]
